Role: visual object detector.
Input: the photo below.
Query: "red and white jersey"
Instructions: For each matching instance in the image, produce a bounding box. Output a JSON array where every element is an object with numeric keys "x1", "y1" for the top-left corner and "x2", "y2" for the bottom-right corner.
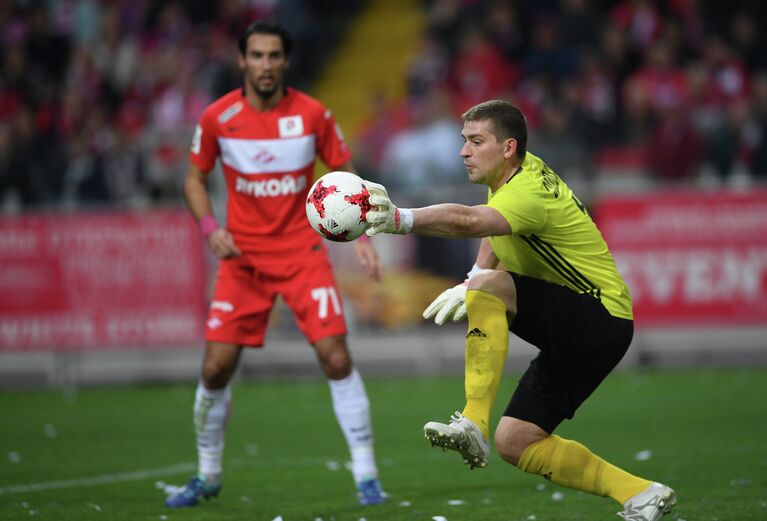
[{"x1": 190, "y1": 87, "x2": 352, "y2": 259}]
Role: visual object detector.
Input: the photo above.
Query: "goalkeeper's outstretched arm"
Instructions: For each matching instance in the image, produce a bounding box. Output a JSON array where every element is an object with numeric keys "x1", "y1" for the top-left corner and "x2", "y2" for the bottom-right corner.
[
  {"x1": 364, "y1": 180, "x2": 511, "y2": 238},
  {"x1": 410, "y1": 204, "x2": 511, "y2": 238}
]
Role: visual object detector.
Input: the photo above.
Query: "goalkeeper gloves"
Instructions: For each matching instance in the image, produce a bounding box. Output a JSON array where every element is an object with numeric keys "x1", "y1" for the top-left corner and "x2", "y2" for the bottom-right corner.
[
  {"x1": 422, "y1": 263, "x2": 488, "y2": 325},
  {"x1": 364, "y1": 181, "x2": 413, "y2": 236},
  {"x1": 422, "y1": 282, "x2": 468, "y2": 325}
]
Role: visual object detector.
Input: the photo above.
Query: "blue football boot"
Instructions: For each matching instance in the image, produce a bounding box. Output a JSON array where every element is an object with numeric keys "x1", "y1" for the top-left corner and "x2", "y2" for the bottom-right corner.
[
  {"x1": 356, "y1": 477, "x2": 389, "y2": 505},
  {"x1": 165, "y1": 475, "x2": 221, "y2": 508}
]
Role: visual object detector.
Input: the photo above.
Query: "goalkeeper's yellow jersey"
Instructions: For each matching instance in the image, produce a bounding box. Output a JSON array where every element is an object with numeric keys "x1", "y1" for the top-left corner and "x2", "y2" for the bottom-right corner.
[{"x1": 485, "y1": 152, "x2": 632, "y2": 320}]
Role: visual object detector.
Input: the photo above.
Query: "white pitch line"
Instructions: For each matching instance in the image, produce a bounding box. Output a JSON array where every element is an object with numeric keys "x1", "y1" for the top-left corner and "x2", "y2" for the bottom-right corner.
[{"x1": 0, "y1": 462, "x2": 195, "y2": 495}]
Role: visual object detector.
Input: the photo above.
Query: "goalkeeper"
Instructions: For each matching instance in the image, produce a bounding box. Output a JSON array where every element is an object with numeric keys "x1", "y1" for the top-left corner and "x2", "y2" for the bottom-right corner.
[{"x1": 363, "y1": 100, "x2": 676, "y2": 521}]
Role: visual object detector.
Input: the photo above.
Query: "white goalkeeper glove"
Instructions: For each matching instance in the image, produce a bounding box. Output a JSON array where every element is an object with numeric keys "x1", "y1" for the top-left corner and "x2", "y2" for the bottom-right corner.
[
  {"x1": 422, "y1": 282, "x2": 468, "y2": 325},
  {"x1": 422, "y1": 263, "x2": 489, "y2": 325},
  {"x1": 364, "y1": 180, "x2": 413, "y2": 236}
]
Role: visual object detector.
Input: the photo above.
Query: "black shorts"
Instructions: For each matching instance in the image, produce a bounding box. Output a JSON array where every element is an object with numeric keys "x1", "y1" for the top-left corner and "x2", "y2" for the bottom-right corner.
[{"x1": 503, "y1": 273, "x2": 633, "y2": 433}]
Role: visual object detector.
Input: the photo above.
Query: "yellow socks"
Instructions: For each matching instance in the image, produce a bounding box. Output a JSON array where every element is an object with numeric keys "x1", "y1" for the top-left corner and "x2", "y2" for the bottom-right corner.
[
  {"x1": 461, "y1": 290, "x2": 509, "y2": 439},
  {"x1": 518, "y1": 435, "x2": 652, "y2": 504}
]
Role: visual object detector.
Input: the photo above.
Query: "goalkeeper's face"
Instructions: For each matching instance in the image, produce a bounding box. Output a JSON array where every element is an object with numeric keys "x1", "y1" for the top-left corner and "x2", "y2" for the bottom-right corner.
[
  {"x1": 240, "y1": 33, "x2": 289, "y2": 99},
  {"x1": 460, "y1": 119, "x2": 515, "y2": 190}
]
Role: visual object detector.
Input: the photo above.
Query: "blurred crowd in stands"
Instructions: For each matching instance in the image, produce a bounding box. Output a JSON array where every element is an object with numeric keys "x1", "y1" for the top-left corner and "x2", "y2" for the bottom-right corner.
[
  {"x1": 2, "y1": 0, "x2": 767, "y2": 213},
  {"x1": 0, "y1": 0, "x2": 360, "y2": 211},
  {"x1": 359, "y1": 0, "x2": 767, "y2": 196}
]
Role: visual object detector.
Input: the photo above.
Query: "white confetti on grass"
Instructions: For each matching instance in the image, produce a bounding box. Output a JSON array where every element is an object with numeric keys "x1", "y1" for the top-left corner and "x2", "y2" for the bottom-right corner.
[
  {"x1": 8, "y1": 452, "x2": 21, "y2": 463},
  {"x1": 526, "y1": 515, "x2": 537, "y2": 520},
  {"x1": 88, "y1": 502, "x2": 102, "y2": 512},
  {"x1": 634, "y1": 450, "x2": 652, "y2": 461},
  {"x1": 551, "y1": 491, "x2": 564, "y2": 501},
  {"x1": 447, "y1": 499, "x2": 465, "y2": 505},
  {"x1": 324, "y1": 460, "x2": 341, "y2": 471},
  {"x1": 536, "y1": 483, "x2": 547, "y2": 491},
  {"x1": 432, "y1": 517, "x2": 448, "y2": 521},
  {"x1": 272, "y1": 516, "x2": 283, "y2": 521},
  {"x1": 43, "y1": 424, "x2": 58, "y2": 439},
  {"x1": 154, "y1": 481, "x2": 183, "y2": 496},
  {"x1": 398, "y1": 501, "x2": 411, "y2": 507}
]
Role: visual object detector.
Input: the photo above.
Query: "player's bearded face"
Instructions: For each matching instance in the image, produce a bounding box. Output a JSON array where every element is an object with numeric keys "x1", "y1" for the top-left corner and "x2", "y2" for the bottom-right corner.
[{"x1": 241, "y1": 34, "x2": 289, "y2": 99}]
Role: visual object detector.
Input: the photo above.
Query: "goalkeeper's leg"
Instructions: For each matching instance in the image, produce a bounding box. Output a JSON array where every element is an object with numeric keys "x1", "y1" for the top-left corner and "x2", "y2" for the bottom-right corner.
[
  {"x1": 490, "y1": 273, "x2": 673, "y2": 516},
  {"x1": 424, "y1": 271, "x2": 517, "y2": 468},
  {"x1": 460, "y1": 271, "x2": 517, "y2": 438},
  {"x1": 496, "y1": 417, "x2": 653, "y2": 505}
]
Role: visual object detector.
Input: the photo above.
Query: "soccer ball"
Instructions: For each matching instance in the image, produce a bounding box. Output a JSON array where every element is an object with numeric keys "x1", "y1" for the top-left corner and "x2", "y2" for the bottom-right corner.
[{"x1": 306, "y1": 171, "x2": 372, "y2": 242}]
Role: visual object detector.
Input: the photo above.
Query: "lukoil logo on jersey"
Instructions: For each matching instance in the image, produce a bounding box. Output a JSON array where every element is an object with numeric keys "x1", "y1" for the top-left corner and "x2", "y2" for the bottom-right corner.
[{"x1": 236, "y1": 174, "x2": 307, "y2": 198}]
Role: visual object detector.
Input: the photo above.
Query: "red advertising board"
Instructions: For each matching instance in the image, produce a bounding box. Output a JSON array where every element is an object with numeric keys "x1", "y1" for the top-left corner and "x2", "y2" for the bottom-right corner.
[
  {"x1": 596, "y1": 190, "x2": 767, "y2": 326},
  {"x1": 0, "y1": 210, "x2": 207, "y2": 350}
]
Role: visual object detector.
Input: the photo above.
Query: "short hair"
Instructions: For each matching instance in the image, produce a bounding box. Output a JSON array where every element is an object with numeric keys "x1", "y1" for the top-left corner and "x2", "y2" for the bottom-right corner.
[
  {"x1": 238, "y1": 20, "x2": 294, "y2": 57},
  {"x1": 462, "y1": 100, "x2": 527, "y2": 159}
]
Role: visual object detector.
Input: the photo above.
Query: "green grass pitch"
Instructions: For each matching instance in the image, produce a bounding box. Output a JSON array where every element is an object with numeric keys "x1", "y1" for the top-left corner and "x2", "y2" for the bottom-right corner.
[{"x1": 1, "y1": 369, "x2": 766, "y2": 520}]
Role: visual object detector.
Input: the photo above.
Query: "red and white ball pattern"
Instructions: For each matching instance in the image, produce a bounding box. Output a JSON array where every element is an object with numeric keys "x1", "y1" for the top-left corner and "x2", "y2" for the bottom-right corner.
[{"x1": 305, "y1": 171, "x2": 372, "y2": 242}]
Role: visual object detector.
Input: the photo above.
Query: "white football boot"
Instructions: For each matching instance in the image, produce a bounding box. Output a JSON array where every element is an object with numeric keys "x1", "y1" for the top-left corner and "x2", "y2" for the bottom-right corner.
[
  {"x1": 617, "y1": 482, "x2": 677, "y2": 521},
  {"x1": 424, "y1": 412, "x2": 490, "y2": 469}
]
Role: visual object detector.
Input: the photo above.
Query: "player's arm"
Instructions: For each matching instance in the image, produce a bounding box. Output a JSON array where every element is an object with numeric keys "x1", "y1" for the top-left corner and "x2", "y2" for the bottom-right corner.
[
  {"x1": 410, "y1": 204, "x2": 510, "y2": 238},
  {"x1": 365, "y1": 184, "x2": 511, "y2": 238},
  {"x1": 476, "y1": 237, "x2": 500, "y2": 269},
  {"x1": 184, "y1": 164, "x2": 241, "y2": 259},
  {"x1": 336, "y1": 160, "x2": 357, "y2": 175}
]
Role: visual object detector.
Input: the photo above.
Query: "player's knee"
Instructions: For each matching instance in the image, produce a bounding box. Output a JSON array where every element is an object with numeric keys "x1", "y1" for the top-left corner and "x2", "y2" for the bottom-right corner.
[
  {"x1": 467, "y1": 270, "x2": 517, "y2": 318},
  {"x1": 315, "y1": 335, "x2": 352, "y2": 379},
  {"x1": 201, "y1": 358, "x2": 234, "y2": 388},
  {"x1": 494, "y1": 428, "x2": 526, "y2": 466},
  {"x1": 324, "y1": 353, "x2": 351, "y2": 379},
  {"x1": 494, "y1": 418, "x2": 546, "y2": 467},
  {"x1": 325, "y1": 356, "x2": 352, "y2": 380}
]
